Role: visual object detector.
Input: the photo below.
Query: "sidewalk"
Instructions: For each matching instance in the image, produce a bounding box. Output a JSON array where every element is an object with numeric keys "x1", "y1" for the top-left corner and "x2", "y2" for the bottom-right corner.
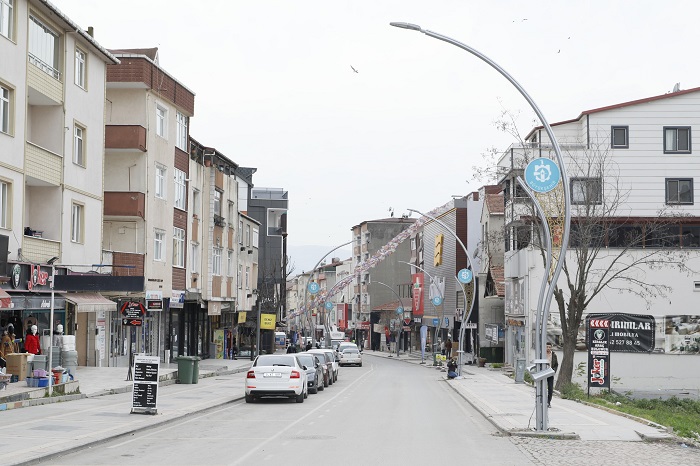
[
  {"x1": 1, "y1": 356, "x2": 255, "y2": 466},
  {"x1": 364, "y1": 350, "x2": 675, "y2": 442}
]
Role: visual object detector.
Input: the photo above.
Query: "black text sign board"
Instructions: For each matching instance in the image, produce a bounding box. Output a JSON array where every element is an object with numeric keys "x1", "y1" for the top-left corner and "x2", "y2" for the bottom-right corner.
[{"x1": 131, "y1": 354, "x2": 159, "y2": 414}]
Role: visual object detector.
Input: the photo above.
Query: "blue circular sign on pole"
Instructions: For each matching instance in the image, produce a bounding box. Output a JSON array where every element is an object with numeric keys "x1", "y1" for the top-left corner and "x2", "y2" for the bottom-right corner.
[
  {"x1": 431, "y1": 296, "x2": 443, "y2": 306},
  {"x1": 325, "y1": 301, "x2": 333, "y2": 310},
  {"x1": 308, "y1": 282, "x2": 320, "y2": 295},
  {"x1": 432, "y1": 318, "x2": 439, "y2": 326},
  {"x1": 457, "y1": 268, "x2": 473, "y2": 284},
  {"x1": 396, "y1": 306, "x2": 404, "y2": 315},
  {"x1": 524, "y1": 158, "x2": 561, "y2": 193}
]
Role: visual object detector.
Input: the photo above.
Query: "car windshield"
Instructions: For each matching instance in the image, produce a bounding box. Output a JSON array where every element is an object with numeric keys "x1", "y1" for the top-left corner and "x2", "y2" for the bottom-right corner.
[
  {"x1": 254, "y1": 355, "x2": 296, "y2": 367},
  {"x1": 297, "y1": 355, "x2": 315, "y2": 367}
]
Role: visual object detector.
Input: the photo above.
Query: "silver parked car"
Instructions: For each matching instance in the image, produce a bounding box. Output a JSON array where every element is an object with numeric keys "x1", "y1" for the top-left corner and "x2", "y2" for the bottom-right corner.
[{"x1": 296, "y1": 353, "x2": 324, "y2": 394}]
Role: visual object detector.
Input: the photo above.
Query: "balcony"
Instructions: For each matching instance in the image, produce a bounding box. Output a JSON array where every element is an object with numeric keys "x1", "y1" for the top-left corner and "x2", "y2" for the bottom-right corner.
[
  {"x1": 105, "y1": 125, "x2": 147, "y2": 151},
  {"x1": 25, "y1": 142, "x2": 62, "y2": 186},
  {"x1": 103, "y1": 250, "x2": 145, "y2": 277},
  {"x1": 27, "y1": 54, "x2": 63, "y2": 105},
  {"x1": 22, "y1": 236, "x2": 61, "y2": 264},
  {"x1": 104, "y1": 192, "x2": 146, "y2": 218}
]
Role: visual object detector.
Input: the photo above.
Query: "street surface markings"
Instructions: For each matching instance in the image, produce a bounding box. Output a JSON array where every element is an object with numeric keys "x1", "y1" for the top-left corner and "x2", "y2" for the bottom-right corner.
[{"x1": 232, "y1": 365, "x2": 376, "y2": 466}]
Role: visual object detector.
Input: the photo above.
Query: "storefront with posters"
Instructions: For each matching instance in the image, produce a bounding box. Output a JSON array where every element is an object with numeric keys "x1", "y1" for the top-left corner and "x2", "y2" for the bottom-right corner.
[{"x1": 167, "y1": 290, "x2": 210, "y2": 361}]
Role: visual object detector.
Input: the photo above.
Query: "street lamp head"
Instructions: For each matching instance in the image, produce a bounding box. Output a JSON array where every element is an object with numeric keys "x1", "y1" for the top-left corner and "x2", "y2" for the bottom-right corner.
[{"x1": 390, "y1": 22, "x2": 423, "y2": 32}]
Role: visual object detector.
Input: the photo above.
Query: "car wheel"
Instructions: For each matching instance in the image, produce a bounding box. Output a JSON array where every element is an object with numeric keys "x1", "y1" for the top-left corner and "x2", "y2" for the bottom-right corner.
[
  {"x1": 359, "y1": 362, "x2": 363, "y2": 367},
  {"x1": 318, "y1": 383, "x2": 324, "y2": 391},
  {"x1": 245, "y1": 394, "x2": 254, "y2": 403},
  {"x1": 296, "y1": 392, "x2": 304, "y2": 403}
]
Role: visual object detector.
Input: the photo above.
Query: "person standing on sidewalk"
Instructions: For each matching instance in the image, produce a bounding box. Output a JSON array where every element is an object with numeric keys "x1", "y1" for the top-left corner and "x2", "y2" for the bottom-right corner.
[
  {"x1": 546, "y1": 343, "x2": 558, "y2": 408},
  {"x1": 445, "y1": 337, "x2": 453, "y2": 359}
]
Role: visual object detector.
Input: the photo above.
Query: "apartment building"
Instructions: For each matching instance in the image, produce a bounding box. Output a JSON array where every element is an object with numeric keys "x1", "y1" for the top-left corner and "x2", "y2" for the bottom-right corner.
[
  {"x1": 0, "y1": 0, "x2": 120, "y2": 364},
  {"x1": 102, "y1": 47, "x2": 195, "y2": 364},
  {"x1": 498, "y1": 86, "x2": 700, "y2": 364}
]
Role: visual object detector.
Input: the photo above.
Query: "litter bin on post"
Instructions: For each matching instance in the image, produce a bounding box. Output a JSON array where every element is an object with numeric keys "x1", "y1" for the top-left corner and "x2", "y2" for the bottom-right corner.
[
  {"x1": 191, "y1": 356, "x2": 201, "y2": 384},
  {"x1": 176, "y1": 356, "x2": 195, "y2": 384},
  {"x1": 515, "y1": 358, "x2": 526, "y2": 383}
]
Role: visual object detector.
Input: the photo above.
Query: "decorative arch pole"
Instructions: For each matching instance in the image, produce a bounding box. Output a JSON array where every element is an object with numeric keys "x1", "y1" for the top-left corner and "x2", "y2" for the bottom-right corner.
[
  {"x1": 404, "y1": 208, "x2": 476, "y2": 376},
  {"x1": 391, "y1": 23, "x2": 571, "y2": 432},
  {"x1": 373, "y1": 281, "x2": 406, "y2": 358},
  {"x1": 398, "y1": 261, "x2": 445, "y2": 362},
  {"x1": 302, "y1": 241, "x2": 352, "y2": 346}
]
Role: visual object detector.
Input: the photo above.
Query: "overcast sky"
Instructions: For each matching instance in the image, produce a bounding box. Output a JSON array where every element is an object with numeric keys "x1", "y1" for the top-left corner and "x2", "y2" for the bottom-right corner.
[{"x1": 56, "y1": 0, "x2": 700, "y2": 273}]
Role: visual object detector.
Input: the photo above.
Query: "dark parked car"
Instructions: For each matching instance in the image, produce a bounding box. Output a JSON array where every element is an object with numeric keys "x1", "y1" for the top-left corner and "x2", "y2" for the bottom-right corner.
[{"x1": 296, "y1": 353, "x2": 323, "y2": 394}]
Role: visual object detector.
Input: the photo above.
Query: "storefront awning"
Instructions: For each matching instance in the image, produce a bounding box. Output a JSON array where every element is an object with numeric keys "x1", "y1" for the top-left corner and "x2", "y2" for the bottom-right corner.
[
  {"x1": 0, "y1": 289, "x2": 11, "y2": 309},
  {"x1": 62, "y1": 293, "x2": 117, "y2": 313}
]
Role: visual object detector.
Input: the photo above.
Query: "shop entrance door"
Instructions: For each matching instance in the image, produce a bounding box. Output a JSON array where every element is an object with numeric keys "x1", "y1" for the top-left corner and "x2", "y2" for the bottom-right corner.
[{"x1": 109, "y1": 311, "x2": 160, "y2": 367}]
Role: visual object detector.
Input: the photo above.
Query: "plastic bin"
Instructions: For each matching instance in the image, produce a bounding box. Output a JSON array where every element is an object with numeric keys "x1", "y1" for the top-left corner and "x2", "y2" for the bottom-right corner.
[
  {"x1": 176, "y1": 356, "x2": 196, "y2": 384},
  {"x1": 191, "y1": 356, "x2": 200, "y2": 384}
]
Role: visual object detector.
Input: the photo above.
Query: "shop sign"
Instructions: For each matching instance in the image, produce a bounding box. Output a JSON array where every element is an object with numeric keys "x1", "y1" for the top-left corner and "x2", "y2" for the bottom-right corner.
[
  {"x1": 169, "y1": 290, "x2": 185, "y2": 309},
  {"x1": 587, "y1": 313, "x2": 655, "y2": 353},
  {"x1": 123, "y1": 319, "x2": 143, "y2": 326},
  {"x1": 146, "y1": 291, "x2": 163, "y2": 311},
  {"x1": 358, "y1": 321, "x2": 370, "y2": 330},
  {"x1": 587, "y1": 319, "x2": 610, "y2": 388},
  {"x1": 10, "y1": 264, "x2": 21, "y2": 288},
  {"x1": 132, "y1": 354, "x2": 159, "y2": 413},
  {"x1": 27, "y1": 264, "x2": 49, "y2": 290},
  {"x1": 208, "y1": 301, "x2": 221, "y2": 316},
  {"x1": 121, "y1": 301, "x2": 146, "y2": 319},
  {"x1": 260, "y1": 313, "x2": 276, "y2": 330},
  {"x1": 411, "y1": 273, "x2": 424, "y2": 316}
]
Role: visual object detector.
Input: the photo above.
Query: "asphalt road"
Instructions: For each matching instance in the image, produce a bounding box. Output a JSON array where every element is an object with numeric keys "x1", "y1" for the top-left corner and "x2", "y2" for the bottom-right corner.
[{"x1": 44, "y1": 355, "x2": 531, "y2": 465}]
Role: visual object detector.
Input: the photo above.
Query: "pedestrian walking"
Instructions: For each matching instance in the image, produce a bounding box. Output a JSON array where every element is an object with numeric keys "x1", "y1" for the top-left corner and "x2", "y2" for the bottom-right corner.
[
  {"x1": 445, "y1": 337, "x2": 453, "y2": 359},
  {"x1": 546, "y1": 343, "x2": 559, "y2": 408}
]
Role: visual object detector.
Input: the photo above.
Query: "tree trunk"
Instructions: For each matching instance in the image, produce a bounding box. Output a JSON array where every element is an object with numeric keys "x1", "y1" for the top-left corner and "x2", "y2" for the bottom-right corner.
[{"x1": 556, "y1": 326, "x2": 579, "y2": 390}]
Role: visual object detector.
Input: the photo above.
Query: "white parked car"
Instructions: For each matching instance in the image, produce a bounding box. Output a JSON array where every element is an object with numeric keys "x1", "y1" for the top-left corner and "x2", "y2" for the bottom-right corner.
[
  {"x1": 245, "y1": 354, "x2": 308, "y2": 403},
  {"x1": 336, "y1": 342, "x2": 360, "y2": 354},
  {"x1": 339, "y1": 348, "x2": 362, "y2": 367}
]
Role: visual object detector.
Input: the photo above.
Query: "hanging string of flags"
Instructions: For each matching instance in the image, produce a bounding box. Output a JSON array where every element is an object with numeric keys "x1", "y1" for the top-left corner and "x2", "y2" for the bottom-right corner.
[{"x1": 289, "y1": 201, "x2": 452, "y2": 319}]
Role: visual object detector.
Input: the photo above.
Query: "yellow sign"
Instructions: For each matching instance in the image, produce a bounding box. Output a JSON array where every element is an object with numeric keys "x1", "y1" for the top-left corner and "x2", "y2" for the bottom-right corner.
[
  {"x1": 214, "y1": 329, "x2": 224, "y2": 359},
  {"x1": 238, "y1": 311, "x2": 247, "y2": 324},
  {"x1": 434, "y1": 233, "x2": 444, "y2": 266},
  {"x1": 260, "y1": 313, "x2": 277, "y2": 330}
]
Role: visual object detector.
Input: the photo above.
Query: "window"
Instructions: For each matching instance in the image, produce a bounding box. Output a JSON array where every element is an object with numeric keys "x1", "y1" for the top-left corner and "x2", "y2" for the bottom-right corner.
[
  {"x1": 70, "y1": 203, "x2": 83, "y2": 243},
  {"x1": 156, "y1": 104, "x2": 167, "y2": 138},
  {"x1": 682, "y1": 226, "x2": 700, "y2": 248},
  {"x1": 607, "y1": 224, "x2": 645, "y2": 248},
  {"x1": 213, "y1": 190, "x2": 221, "y2": 216},
  {"x1": 191, "y1": 242, "x2": 199, "y2": 273},
  {"x1": 252, "y1": 228, "x2": 259, "y2": 248},
  {"x1": 571, "y1": 178, "x2": 602, "y2": 205},
  {"x1": 227, "y1": 250, "x2": 233, "y2": 276},
  {"x1": 245, "y1": 266, "x2": 250, "y2": 289},
  {"x1": 611, "y1": 126, "x2": 628, "y2": 148},
  {"x1": 174, "y1": 168, "x2": 186, "y2": 210},
  {"x1": 173, "y1": 227, "x2": 185, "y2": 267},
  {"x1": 155, "y1": 165, "x2": 166, "y2": 199},
  {"x1": 192, "y1": 189, "x2": 200, "y2": 218},
  {"x1": 176, "y1": 111, "x2": 188, "y2": 151},
  {"x1": 664, "y1": 127, "x2": 691, "y2": 153},
  {"x1": 29, "y1": 15, "x2": 59, "y2": 79},
  {"x1": 238, "y1": 264, "x2": 242, "y2": 288},
  {"x1": 246, "y1": 224, "x2": 251, "y2": 246},
  {"x1": 73, "y1": 125, "x2": 85, "y2": 166},
  {"x1": 154, "y1": 229, "x2": 165, "y2": 261},
  {"x1": 75, "y1": 48, "x2": 86, "y2": 89},
  {"x1": 238, "y1": 220, "x2": 243, "y2": 244},
  {"x1": 0, "y1": 84, "x2": 9, "y2": 134},
  {"x1": 213, "y1": 247, "x2": 222, "y2": 275},
  {"x1": 666, "y1": 178, "x2": 693, "y2": 205},
  {"x1": 0, "y1": 180, "x2": 8, "y2": 229},
  {"x1": 0, "y1": 0, "x2": 13, "y2": 40},
  {"x1": 228, "y1": 202, "x2": 235, "y2": 227}
]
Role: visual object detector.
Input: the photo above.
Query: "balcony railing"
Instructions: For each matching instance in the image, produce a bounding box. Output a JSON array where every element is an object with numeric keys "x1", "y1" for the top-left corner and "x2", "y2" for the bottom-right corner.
[{"x1": 28, "y1": 53, "x2": 61, "y2": 80}]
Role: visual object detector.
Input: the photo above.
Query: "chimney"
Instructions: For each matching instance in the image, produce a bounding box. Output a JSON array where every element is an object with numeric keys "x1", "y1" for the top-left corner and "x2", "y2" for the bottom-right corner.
[{"x1": 87, "y1": 26, "x2": 94, "y2": 37}]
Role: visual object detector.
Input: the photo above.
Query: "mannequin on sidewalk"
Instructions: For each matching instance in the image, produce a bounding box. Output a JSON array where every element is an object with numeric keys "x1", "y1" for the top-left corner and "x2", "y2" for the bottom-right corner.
[
  {"x1": 53, "y1": 324, "x2": 64, "y2": 349},
  {"x1": 25, "y1": 325, "x2": 41, "y2": 355}
]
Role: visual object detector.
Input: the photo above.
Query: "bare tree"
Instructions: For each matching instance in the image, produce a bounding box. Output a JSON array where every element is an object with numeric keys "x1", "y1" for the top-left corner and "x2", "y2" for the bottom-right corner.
[{"x1": 478, "y1": 112, "x2": 696, "y2": 389}]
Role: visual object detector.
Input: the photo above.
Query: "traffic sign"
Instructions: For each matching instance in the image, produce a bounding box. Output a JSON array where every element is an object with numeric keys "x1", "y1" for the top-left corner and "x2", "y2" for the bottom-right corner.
[
  {"x1": 404, "y1": 318, "x2": 411, "y2": 325},
  {"x1": 463, "y1": 322, "x2": 477, "y2": 329},
  {"x1": 325, "y1": 301, "x2": 333, "y2": 310},
  {"x1": 431, "y1": 296, "x2": 443, "y2": 306},
  {"x1": 308, "y1": 282, "x2": 320, "y2": 295},
  {"x1": 432, "y1": 318, "x2": 439, "y2": 326},
  {"x1": 396, "y1": 306, "x2": 404, "y2": 315},
  {"x1": 123, "y1": 319, "x2": 143, "y2": 326}
]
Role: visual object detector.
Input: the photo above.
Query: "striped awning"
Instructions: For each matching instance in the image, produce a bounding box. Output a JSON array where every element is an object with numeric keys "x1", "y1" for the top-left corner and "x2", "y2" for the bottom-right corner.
[
  {"x1": 0, "y1": 289, "x2": 10, "y2": 309},
  {"x1": 62, "y1": 293, "x2": 117, "y2": 313}
]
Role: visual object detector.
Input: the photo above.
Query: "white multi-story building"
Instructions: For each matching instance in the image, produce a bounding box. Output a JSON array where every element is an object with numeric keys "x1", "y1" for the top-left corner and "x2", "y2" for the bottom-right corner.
[
  {"x1": 0, "y1": 0, "x2": 118, "y2": 364},
  {"x1": 499, "y1": 86, "x2": 700, "y2": 365}
]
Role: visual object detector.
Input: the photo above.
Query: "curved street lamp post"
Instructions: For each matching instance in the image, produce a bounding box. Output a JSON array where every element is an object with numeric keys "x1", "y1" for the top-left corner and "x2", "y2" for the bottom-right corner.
[{"x1": 391, "y1": 23, "x2": 571, "y2": 432}]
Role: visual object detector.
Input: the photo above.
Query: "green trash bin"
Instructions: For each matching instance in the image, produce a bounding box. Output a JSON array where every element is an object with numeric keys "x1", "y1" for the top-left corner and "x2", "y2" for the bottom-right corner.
[
  {"x1": 191, "y1": 356, "x2": 201, "y2": 384},
  {"x1": 176, "y1": 356, "x2": 195, "y2": 384}
]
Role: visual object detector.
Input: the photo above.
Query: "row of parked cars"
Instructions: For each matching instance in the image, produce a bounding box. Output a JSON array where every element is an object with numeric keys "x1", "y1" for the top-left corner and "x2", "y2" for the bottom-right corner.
[{"x1": 244, "y1": 344, "x2": 362, "y2": 403}]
